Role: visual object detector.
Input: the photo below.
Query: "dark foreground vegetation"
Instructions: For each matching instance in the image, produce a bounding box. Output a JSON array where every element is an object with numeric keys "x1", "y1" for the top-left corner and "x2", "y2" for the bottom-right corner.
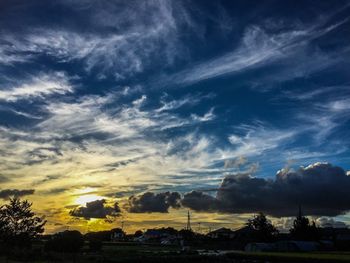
[{"x1": 0, "y1": 198, "x2": 349, "y2": 262}]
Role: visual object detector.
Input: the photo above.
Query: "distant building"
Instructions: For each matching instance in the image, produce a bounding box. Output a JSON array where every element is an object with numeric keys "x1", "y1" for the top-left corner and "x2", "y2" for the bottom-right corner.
[
  {"x1": 207, "y1": 227, "x2": 235, "y2": 239},
  {"x1": 110, "y1": 228, "x2": 125, "y2": 241},
  {"x1": 233, "y1": 226, "x2": 257, "y2": 240},
  {"x1": 141, "y1": 228, "x2": 179, "y2": 243},
  {"x1": 143, "y1": 229, "x2": 164, "y2": 240}
]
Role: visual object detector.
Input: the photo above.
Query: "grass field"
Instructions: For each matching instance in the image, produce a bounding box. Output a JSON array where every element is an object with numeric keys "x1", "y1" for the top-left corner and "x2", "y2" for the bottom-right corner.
[
  {"x1": 2, "y1": 243, "x2": 350, "y2": 262},
  {"x1": 226, "y1": 250, "x2": 350, "y2": 262}
]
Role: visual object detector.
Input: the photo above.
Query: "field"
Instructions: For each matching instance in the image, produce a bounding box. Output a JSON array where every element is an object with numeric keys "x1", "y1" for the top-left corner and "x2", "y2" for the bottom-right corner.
[
  {"x1": 226, "y1": 251, "x2": 350, "y2": 262},
  {"x1": 2, "y1": 242, "x2": 350, "y2": 262}
]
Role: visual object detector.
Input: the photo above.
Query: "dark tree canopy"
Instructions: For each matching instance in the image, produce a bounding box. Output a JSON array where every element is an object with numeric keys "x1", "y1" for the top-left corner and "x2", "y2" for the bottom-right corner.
[
  {"x1": 0, "y1": 197, "x2": 46, "y2": 248},
  {"x1": 290, "y1": 208, "x2": 320, "y2": 241},
  {"x1": 45, "y1": 230, "x2": 84, "y2": 253},
  {"x1": 246, "y1": 212, "x2": 278, "y2": 242},
  {"x1": 134, "y1": 230, "x2": 143, "y2": 237}
]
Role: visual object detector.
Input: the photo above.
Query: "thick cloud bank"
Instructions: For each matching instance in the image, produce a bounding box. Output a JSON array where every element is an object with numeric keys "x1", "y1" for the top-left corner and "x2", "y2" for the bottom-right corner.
[
  {"x1": 0, "y1": 189, "x2": 35, "y2": 199},
  {"x1": 128, "y1": 191, "x2": 181, "y2": 213},
  {"x1": 128, "y1": 163, "x2": 350, "y2": 217},
  {"x1": 184, "y1": 162, "x2": 350, "y2": 217},
  {"x1": 181, "y1": 191, "x2": 220, "y2": 212},
  {"x1": 70, "y1": 199, "x2": 120, "y2": 219}
]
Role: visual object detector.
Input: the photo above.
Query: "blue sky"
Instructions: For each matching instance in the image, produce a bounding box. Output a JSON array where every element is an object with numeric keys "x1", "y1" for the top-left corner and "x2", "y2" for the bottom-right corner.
[{"x1": 0, "y1": 0, "x2": 350, "y2": 232}]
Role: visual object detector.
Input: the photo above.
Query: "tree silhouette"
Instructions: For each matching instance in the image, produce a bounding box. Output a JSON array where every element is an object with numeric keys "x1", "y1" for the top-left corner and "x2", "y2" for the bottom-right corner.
[
  {"x1": 290, "y1": 207, "x2": 319, "y2": 240},
  {"x1": 45, "y1": 230, "x2": 84, "y2": 253},
  {"x1": 246, "y1": 212, "x2": 278, "y2": 242},
  {"x1": 134, "y1": 230, "x2": 143, "y2": 237},
  {"x1": 0, "y1": 197, "x2": 46, "y2": 248}
]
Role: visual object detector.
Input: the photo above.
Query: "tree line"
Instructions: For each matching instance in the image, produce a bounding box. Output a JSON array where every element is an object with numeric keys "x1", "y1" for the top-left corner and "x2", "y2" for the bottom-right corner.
[{"x1": 0, "y1": 197, "x2": 321, "y2": 253}]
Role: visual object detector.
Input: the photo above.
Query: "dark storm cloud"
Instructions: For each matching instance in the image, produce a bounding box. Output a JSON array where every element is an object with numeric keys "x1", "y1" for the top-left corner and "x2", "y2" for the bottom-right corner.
[
  {"x1": 69, "y1": 199, "x2": 121, "y2": 219},
  {"x1": 0, "y1": 189, "x2": 35, "y2": 199},
  {"x1": 128, "y1": 191, "x2": 181, "y2": 213},
  {"x1": 182, "y1": 162, "x2": 350, "y2": 217},
  {"x1": 181, "y1": 191, "x2": 220, "y2": 212},
  {"x1": 128, "y1": 163, "x2": 350, "y2": 217}
]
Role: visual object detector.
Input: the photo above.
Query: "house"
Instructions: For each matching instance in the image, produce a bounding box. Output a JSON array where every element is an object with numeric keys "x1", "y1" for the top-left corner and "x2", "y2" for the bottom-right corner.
[
  {"x1": 110, "y1": 228, "x2": 125, "y2": 241},
  {"x1": 207, "y1": 227, "x2": 235, "y2": 239},
  {"x1": 233, "y1": 226, "x2": 257, "y2": 240},
  {"x1": 143, "y1": 229, "x2": 165, "y2": 240},
  {"x1": 142, "y1": 228, "x2": 179, "y2": 243}
]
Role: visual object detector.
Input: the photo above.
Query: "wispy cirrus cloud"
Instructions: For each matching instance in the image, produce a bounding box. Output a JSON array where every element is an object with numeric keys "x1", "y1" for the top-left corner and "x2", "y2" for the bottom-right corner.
[
  {"x1": 0, "y1": 72, "x2": 72, "y2": 101},
  {"x1": 0, "y1": 0, "x2": 196, "y2": 79},
  {"x1": 227, "y1": 123, "x2": 298, "y2": 157},
  {"x1": 0, "y1": 88, "x2": 221, "y2": 197},
  {"x1": 163, "y1": 10, "x2": 349, "y2": 87}
]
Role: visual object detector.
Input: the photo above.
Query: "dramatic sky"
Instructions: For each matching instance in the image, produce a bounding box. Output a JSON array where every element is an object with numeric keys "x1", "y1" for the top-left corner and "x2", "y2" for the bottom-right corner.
[{"x1": 0, "y1": 0, "x2": 350, "y2": 233}]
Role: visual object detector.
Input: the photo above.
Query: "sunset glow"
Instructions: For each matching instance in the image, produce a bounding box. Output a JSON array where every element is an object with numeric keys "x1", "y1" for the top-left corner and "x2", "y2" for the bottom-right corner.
[{"x1": 0, "y1": 0, "x2": 350, "y2": 235}]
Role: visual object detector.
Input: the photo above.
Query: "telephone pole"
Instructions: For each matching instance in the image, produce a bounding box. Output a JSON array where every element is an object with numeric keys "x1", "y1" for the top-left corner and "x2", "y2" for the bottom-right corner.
[{"x1": 186, "y1": 210, "x2": 191, "y2": 231}]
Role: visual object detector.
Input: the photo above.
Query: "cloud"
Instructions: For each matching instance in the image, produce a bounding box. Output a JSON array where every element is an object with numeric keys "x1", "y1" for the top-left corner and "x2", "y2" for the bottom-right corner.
[
  {"x1": 328, "y1": 98, "x2": 350, "y2": 112},
  {"x1": 191, "y1": 107, "x2": 215, "y2": 122},
  {"x1": 0, "y1": 88, "x2": 221, "y2": 198},
  {"x1": 155, "y1": 93, "x2": 214, "y2": 113},
  {"x1": 38, "y1": 92, "x2": 214, "y2": 141},
  {"x1": 0, "y1": 0, "x2": 195, "y2": 79},
  {"x1": 127, "y1": 191, "x2": 181, "y2": 213},
  {"x1": 224, "y1": 156, "x2": 247, "y2": 169},
  {"x1": 0, "y1": 189, "x2": 35, "y2": 199},
  {"x1": 181, "y1": 191, "x2": 220, "y2": 212},
  {"x1": 182, "y1": 162, "x2": 350, "y2": 217},
  {"x1": 0, "y1": 72, "x2": 72, "y2": 101},
  {"x1": 227, "y1": 123, "x2": 298, "y2": 157},
  {"x1": 316, "y1": 217, "x2": 348, "y2": 228},
  {"x1": 162, "y1": 11, "x2": 349, "y2": 87},
  {"x1": 69, "y1": 199, "x2": 120, "y2": 219},
  {"x1": 0, "y1": 175, "x2": 10, "y2": 183}
]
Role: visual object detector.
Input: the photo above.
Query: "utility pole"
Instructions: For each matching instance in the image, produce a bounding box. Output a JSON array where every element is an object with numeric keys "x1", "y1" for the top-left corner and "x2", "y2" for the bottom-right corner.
[
  {"x1": 186, "y1": 210, "x2": 191, "y2": 231},
  {"x1": 298, "y1": 204, "x2": 302, "y2": 219}
]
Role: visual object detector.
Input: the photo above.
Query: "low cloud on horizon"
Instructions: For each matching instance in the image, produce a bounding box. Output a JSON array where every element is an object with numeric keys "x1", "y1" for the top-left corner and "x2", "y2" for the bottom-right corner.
[{"x1": 126, "y1": 162, "x2": 350, "y2": 218}]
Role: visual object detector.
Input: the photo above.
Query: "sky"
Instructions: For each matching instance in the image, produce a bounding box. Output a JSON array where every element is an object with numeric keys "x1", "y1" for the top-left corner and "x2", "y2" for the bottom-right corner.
[{"x1": 0, "y1": 0, "x2": 350, "y2": 234}]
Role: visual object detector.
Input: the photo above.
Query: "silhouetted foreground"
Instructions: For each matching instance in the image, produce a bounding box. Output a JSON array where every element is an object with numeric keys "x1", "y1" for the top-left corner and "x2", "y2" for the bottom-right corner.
[{"x1": 1, "y1": 198, "x2": 350, "y2": 262}]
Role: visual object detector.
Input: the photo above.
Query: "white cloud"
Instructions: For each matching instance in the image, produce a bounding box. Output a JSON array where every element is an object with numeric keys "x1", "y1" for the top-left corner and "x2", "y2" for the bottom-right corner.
[
  {"x1": 162, "y1": 13, "x2": 348, "y2": 87},
  {"x1": 155, "y1": 93, "x2": 214, "y2": 113},
  {"x1": 191, "y1": 107, "x2": 215, "y2": 122},
  {"x1": 0, "y1": 72, "x2": 72, "y2": 101},
  {"x1": 227, "y1": 124, "x2": 298, "y2": 157},
  {"x1": 328, "y1": 99, "x2": 350, "y2": 112},
  {"x1": 0, "y1": 0, "x2": 194, "y2": 79}
]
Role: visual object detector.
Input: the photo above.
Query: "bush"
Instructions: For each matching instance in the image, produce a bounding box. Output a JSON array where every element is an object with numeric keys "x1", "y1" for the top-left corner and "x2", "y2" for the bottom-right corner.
[{"x1": 45, "y1": 230, "x2": 84, "y2": 253}]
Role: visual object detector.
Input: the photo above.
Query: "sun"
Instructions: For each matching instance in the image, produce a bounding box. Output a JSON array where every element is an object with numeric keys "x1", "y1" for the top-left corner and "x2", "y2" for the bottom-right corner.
[
  {"x1": 72, "y1": 187, "x2": 106, "y2": 206},
  {"x1": 74, "y1": 194, "x2": 105, "y2": 206}
]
